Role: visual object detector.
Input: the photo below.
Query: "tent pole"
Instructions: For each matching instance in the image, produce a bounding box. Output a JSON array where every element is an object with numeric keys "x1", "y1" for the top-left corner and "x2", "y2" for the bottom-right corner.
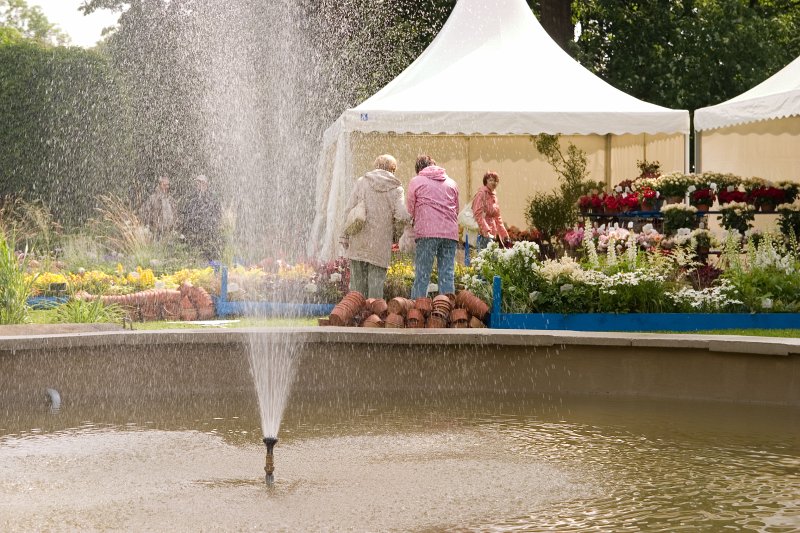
[
  {"x1": 466, "y1": 136, "x2": 472, "y2": 196},
  {"x1": 604, "y1": 134, "x2": 612, "y2": 188},
  {"x1": 688, "y1": 132, "x2": 695, "y2": 173}
]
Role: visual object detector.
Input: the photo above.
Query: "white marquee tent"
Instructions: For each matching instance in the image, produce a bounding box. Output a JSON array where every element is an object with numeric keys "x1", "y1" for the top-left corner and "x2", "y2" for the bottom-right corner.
[
  {"x1": 309, "y1": 0, "x2": 690, "y2": 259},
  {"x1": 695, "y1": 55, "x2": 800, "y2": 179}
]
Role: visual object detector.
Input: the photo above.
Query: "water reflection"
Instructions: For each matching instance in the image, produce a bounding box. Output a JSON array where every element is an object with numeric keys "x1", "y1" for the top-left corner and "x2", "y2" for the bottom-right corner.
[{"x1": 1, "y1": 391, "x2": 798, "y2": 531}]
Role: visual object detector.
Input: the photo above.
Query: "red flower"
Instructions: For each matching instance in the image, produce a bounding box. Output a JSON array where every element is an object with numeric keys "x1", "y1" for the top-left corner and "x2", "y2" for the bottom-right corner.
[
  {"x1": 718, "y1": 189, "x2": 747, "y2": 204},
  {"x1": 690, "y1": 187, "x2": 716, "y2": 207},
  {"x1": 603, "y1": 195, "x2": 621, "y2": 212}
]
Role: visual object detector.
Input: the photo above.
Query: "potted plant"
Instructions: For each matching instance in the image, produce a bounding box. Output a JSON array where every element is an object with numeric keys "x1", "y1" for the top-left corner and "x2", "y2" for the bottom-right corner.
[
  {"x1": 636, "y1": 159, "x2": 661, "y2": 180},
  {"x1": 778, "y1": 181, "x2": 800, "y2": 205},
  {"x1": 656, "y1": 172, "x2": 690, "y2": 203},
  {"x1": 638, "y1": 186, "x2": 660, "y2": 212},
  {"x1": 688, "y1": 185, "x2": 716, "y2": 211},
  {"x1": 718, "y1": 202, "x2": 755, "y2": 235},
  {"x1": 718, "y1": 185, "x2": 747, "y2": 205},
  {"x1": 744, "y1": 178, "x2": 785, "y2": 212},
  {"x1": 661, "y1": 203, "x2": 698, "y2": 235},
  {"x1": 777, "y1": 200, "x2": 800, "y2": 239},
  {"x1": 577, "y1": 192, "x2": 604, "y2": 214}
]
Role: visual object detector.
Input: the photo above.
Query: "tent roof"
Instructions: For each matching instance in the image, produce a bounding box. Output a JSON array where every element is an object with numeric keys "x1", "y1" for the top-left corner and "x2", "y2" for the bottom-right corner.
[
  {"x1": 335, "y1": 0, "x2": 688, "y2": 137},
  {"x1": 695, "y1": 55, "x2": 800, "y2": 131}
]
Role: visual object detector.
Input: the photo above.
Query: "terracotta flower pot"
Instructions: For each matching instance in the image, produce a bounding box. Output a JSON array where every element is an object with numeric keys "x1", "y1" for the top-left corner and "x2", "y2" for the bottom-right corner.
[
  {"x1": 317, "y1": 318, "x2": 331, "y2": 326},
  {"x1": 329, "y1": 307, "x2": 350, "y2": 327},
  {"x1": 362, "y1": 314, "x2": 384, "y2": 328},
  {"x1": 388, "y1": 297, "x2": 413, "y2": 316},
  {"x1": 426, "y1": 315, "x2": 447, "y2": 329},
  {"x1": 370, "y1": 298, "x2": 389, "y2": 317},
  {"x1": 469, "y1": 316, "x2": 487, "y2": 328},
  {"x1": 414, "y1": 298, "x2": 432, "y2": 316},
  {"x1": 450, "y1": 308, "x2": 469, "y2": 328},
  {"x1": 407, "y1": 309, "x2": 425, "y2": 328},
  {"x1": 455, "y1": 290, "x2": 489, "y2": 320},
  {"x1": 384, "y1": 312, "x2": 405, "y2": 328}
]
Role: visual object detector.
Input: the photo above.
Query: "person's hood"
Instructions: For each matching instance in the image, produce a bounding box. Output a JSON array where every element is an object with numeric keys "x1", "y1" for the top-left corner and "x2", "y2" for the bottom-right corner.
[
  {"x1": 364, "y1": 169, "x2": 401, "y2": 192},
  {"x1": 419, "y1": 165, "x2": 447, "y2": 181}
]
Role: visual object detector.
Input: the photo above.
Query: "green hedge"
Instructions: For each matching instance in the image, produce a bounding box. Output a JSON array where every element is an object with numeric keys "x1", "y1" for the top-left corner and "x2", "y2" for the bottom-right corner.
[{"x1": 0, "y1": 40, "x2": 134, "y2": 227}]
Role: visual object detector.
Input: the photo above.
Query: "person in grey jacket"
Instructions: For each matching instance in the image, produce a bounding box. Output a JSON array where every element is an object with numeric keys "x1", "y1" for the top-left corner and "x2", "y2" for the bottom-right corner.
[{"x1": 341, "y1": 154, "x2": 411, "y2": 298}]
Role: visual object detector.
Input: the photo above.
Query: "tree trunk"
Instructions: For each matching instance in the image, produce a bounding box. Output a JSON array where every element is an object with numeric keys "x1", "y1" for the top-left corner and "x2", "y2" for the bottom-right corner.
[{"x1": 539, "y1": 0, "x2": 573, "y2": 54}]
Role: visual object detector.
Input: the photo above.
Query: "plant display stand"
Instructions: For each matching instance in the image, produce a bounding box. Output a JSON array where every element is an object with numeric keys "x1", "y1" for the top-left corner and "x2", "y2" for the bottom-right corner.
[
  {"x1": 213, "y1": 266, "x2": 335, "y2": 318},
  {"x1": 487, "y1": 276, "x2": 800, "y2": 332}
]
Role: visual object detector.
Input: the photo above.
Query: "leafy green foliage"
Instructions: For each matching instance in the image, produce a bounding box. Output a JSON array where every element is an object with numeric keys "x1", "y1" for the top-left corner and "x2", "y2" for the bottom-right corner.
[
  {"x1": 0, "y1": 230, "x2": 33, "y2": 324},
  {"x1": 54, "y1": 296, "x2": 124, "y2": 324},
  {"x1": 574, "y1": 0, "x2": 800, "y2": 112},
  {"x1": 0, "y1": 0, "x2": 69, "y2": 45},
  {"x1": 526, "y1": 135, "x2": 592, "y2": 242},
  {"x1": 0, "y1": 40, "x2": 134, "y2": 228}
]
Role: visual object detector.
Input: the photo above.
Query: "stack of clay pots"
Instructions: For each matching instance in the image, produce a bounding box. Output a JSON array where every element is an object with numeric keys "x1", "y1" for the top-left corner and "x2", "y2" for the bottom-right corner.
[
  {"x1": 86, "y1": 282, "x2": 215, "y2": 322},
  {"x1": 329, "y1": 291, "x2": 367, "y2": 326},
  {"x1": 325, "y1": 290, "x2": 489, "y2": 329}
]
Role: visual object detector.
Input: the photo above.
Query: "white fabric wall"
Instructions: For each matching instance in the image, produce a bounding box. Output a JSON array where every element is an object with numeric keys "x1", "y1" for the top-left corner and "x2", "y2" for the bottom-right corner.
[
  {"x1": 698, "y1": 116, "x2": 800, "y2": 180},
  {"x1": 308, "y1": 132, "x2": 685, "y2": 260}
]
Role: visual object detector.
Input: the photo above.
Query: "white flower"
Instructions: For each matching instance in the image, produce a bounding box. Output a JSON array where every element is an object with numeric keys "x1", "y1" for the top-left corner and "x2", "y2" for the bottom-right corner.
[
  {"x1": 710, "y1": 182, "x2": 717, "y2": 191},
  {"x1": 615, "y1": 186, "x2": 622, "y2": 193},
  {"x1": 329, "y1": 272, "x2": 342, "y2": 283},
  {"x1": 304, "y1": 282, "x2": 318, "y2": 293},
  {"x1": 77, "y1": 267, "x2": 86, "y2": 275},
  {"x1": 687, "y1": 185, "x2": 697, "y2": 193},
  {"x1": 627, "y1": 222, "x2": 634, "y2": 229},
  {"x1": 761, "y1": 298, "x2": 773, "y2": 309},
  {"x1": 529, "y1": 291, "x2": 540, "y2": 302},
  {"x1": 560, "y1": 283, "x2": 574, "y2": 293}
]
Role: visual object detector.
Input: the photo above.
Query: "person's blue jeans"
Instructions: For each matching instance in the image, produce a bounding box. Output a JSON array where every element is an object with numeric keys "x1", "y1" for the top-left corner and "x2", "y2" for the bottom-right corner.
[{"x1": 412, "y1": 238, "x2": 457, "y2": 298}]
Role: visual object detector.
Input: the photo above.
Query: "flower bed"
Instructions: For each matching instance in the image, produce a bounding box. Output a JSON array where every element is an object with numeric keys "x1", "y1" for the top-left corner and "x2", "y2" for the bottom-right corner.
[{"x1": 462, "y1": 233, "x2": 800, "y2": 329}]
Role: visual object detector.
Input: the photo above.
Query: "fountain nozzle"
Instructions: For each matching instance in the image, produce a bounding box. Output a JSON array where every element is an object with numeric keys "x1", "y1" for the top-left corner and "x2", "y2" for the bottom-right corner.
[{"x1": 263, "y1": 437, "x2": 278, "y2": 485}]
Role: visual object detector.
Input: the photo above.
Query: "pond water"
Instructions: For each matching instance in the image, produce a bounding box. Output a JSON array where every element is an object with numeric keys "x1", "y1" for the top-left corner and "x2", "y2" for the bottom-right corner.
[{"x1": 1, "y1": 386, "x2": 798, "y2": 532}]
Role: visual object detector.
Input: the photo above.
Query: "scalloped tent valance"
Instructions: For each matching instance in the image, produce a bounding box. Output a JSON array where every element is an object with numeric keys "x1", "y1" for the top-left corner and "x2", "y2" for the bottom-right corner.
[{"x1": 694, "y1": 55, "x2": 800, "y2": 131}]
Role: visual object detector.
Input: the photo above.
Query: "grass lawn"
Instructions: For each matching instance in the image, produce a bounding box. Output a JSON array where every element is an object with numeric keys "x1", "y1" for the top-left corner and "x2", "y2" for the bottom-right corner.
[{"x1": 25, "y1": 309, "x2": 800, "y2": 336}]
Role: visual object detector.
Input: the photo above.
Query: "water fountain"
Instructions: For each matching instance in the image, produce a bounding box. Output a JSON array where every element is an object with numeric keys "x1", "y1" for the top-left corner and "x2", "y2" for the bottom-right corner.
[{"x1": 1, "y1": 1, "x2": 800, "y2": 530}]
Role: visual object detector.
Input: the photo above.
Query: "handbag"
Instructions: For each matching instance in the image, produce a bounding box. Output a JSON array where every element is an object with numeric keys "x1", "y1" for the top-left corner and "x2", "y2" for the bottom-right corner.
[
  {"x1": 398, "y1": 224, "x2": 416, "y2": 253},
  {"x1": 458, "y1": 195, "x2": 480, "y2": 231},
  {"x1": 344, "y1": 198, "x2": 366, "y2": 236}
]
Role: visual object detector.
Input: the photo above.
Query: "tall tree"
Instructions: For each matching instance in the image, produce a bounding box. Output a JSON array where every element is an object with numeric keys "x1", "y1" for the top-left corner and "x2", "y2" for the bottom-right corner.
[
  {"x1": 0, "y1": 0, "x2": 69, "y2": 45},
  {"x1": 573, "y1": 0, "x2": 800, "y2": 111}
]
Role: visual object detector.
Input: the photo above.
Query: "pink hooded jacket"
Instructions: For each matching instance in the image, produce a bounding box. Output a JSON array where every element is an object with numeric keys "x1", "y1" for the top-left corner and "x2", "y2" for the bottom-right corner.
[{"x1": 406, "y1": 165, "x2": 459, "y2": 240}]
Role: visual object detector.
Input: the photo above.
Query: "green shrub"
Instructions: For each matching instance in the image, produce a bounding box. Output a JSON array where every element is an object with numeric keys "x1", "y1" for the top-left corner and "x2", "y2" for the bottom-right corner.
[
  {"x1": 54, "y1": 297, "x2": 124, "y2": 324},
  {"x1": 0, "y1": 231, "x2": 34, "y2": 324}
]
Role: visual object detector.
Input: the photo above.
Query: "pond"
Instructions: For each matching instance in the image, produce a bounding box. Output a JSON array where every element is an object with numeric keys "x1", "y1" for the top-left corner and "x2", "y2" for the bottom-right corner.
[{"x1": 1, "y1": 339, "x2": 797, "y2": 531}]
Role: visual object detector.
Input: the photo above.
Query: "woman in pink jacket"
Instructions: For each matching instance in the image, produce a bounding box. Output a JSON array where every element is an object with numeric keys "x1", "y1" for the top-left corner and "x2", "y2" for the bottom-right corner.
[
  {"x1": 473, "y1": 171, "x2": 510, "y2": 251},
  {"x1": 406, "y1": 155, "x2": 459, "y2": 299}
]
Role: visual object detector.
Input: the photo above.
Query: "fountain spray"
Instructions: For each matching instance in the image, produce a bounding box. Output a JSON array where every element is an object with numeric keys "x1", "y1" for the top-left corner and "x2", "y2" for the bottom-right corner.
[{"x1": 263, "y1": 437, "x2": 278, "y2": 485}]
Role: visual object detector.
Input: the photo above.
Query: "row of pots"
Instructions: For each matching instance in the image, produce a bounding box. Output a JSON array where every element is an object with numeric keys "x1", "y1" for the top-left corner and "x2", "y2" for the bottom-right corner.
[
  {"x1": 82, "y1": 282, "x2": 215, "y2": 321},
  {"x1": 325, "y1": 290, "x2": 490, "y2": 329}
]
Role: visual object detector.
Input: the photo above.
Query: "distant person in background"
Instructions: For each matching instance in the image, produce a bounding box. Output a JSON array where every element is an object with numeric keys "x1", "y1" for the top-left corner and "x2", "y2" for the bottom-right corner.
[
  {"x1": 406, "y1": 155, "x2": 459, "y2": 299},
  {"x1": 139, "y1": 176, "x2": 178, "y2": 240},
  {"x1": 181, "y1": 174, "x2": 222, "y2": 260},
  {"x1": 340, "y1": 154, "x2": 410, "y2": 298},
  {"x1": 473, "y1": 171, "x2": 510, "y2": 251}
]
